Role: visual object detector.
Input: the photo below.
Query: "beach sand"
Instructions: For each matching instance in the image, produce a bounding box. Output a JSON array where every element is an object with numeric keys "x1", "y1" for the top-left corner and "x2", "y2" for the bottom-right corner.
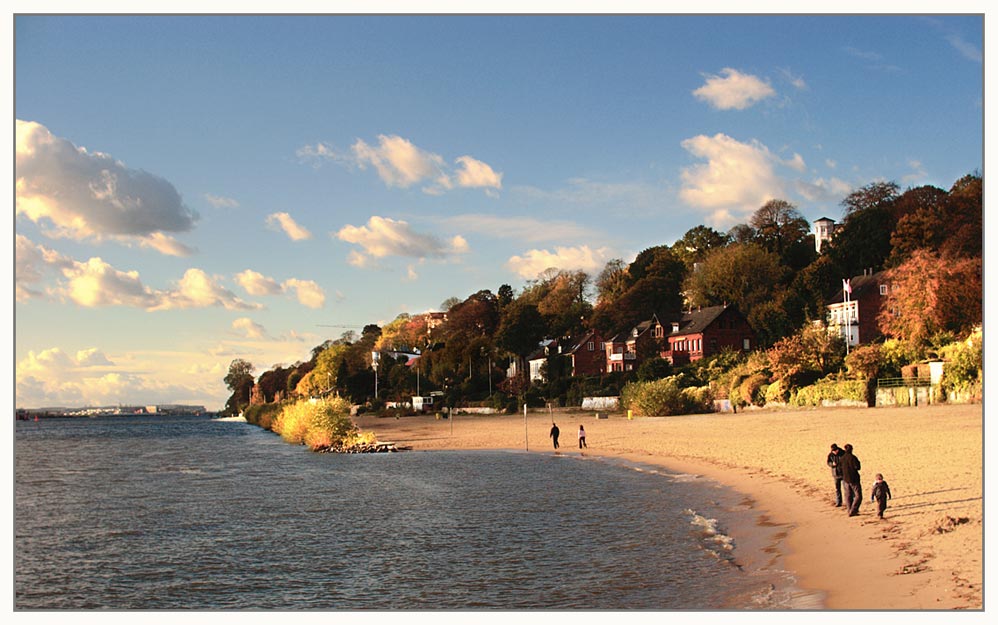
[{"x1": 355, "y1": 403, "x2": 983, "y2": 610}]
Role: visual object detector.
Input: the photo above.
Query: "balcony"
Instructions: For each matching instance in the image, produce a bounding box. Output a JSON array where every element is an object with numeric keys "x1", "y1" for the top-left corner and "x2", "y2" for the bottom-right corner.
[{"x1": 609, "y1": 352, "x2": 636, "y2": 361}]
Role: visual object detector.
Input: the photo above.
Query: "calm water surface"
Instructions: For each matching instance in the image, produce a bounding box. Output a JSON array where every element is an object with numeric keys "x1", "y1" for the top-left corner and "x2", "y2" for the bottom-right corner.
[{"x1": 15, "y1": 415, "x2": 801, "y2": 609}]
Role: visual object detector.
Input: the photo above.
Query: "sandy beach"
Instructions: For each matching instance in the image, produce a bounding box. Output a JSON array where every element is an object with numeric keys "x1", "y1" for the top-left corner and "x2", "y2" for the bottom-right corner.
[{"x1": 355, "y1": 403, "x2": 983, "y2": 610}]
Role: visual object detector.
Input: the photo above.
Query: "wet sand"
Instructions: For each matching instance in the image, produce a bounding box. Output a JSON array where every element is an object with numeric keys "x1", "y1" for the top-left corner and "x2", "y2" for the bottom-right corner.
[{"x1": 355, "y1": 403, "x2": 983, "y2": 610}]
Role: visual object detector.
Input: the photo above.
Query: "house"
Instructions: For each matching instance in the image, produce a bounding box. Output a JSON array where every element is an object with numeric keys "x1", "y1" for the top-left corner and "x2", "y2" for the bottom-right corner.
[
  {"x1": 814, "y1": 217, "x2": 837, "y2": 254},
  {"x1": 563, "y1": 329, "x2": 607, "y2": 377},
  {"x1": 657, "y1": 305, "x2": 756, "y2": 365},
  {"x1": 826, "y1": 269, "x2": 892, "y2": 347},
  {"x1": 526, "y1": 339, "x2": 557, "y2": 382},
  {"x1": 604, "y1": 317, "x2": 662, "y2": 373}
]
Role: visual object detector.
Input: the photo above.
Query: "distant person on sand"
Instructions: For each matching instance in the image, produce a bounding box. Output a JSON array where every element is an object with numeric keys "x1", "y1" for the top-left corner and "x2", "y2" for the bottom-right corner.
[
  {"x1": 550, "y1": 423, "x2": 560, "y2": 449},
  {"x1": 870, "y1": 473, "x2": 893, "y2": 519},
  {"x1": 578, "y1": 425, "x2": 587, "y2": 449},
  {"x1": 827, "y1": 443, "x2": 845, "y2": 507},
  {"x1": 840, "y1": 443, "x2": 862, "y2": 516}
]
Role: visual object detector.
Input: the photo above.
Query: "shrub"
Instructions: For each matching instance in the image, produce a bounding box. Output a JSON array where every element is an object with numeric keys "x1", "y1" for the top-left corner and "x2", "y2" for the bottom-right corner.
[
  {"x1": 270, "y1": 396, "x2": 364, "y2": 450},
  {"x1": 764, "y1": 378, "x2": 789, "y2": 404},
  {"x1": 739, "y1": 373, "x2": 769, "y2": 407},
  {"x1": 939, "y1": 330, "x2": 982, "y2": 396},
  {"x1": 790, "y1": 377, "x2": 868, "y2": 406},
  {"x1": 621, "y1": 376, "x2": 714, "y2": 416},
  {"x1": 243, "y1": 402, "x2": 283, "y2": 430}
]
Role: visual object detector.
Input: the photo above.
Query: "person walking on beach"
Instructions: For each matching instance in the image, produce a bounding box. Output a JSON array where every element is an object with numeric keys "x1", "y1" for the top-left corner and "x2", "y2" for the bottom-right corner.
[
  {"x1": 550, "y1": 422, "x2": 560, "y2": 449},
  {"x1": 578, "y1": 425, "x2": 587, "y2": 449},
  {"x1": 827, "y1": 443, "x2": 845, "y2": 507},
  {"x1": 870, "y1": 473, "x2": 893, "y2": 519},
  {"x1": 840, "y1": 443, "x2": 862, "y2": 516}
]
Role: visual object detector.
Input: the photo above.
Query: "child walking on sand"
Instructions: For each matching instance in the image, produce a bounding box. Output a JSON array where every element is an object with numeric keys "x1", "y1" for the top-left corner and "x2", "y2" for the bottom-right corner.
[
  {"x1": 870, "y1": 473, "x2": 893, "y2": 518},
  {"x1": 578, "y1": 425, "x2": 587, "y2": 449}
]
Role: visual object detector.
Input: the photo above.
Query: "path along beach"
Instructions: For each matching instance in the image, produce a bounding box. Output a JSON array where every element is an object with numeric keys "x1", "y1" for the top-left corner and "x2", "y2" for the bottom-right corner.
[{"x1": 356, "y1": 403, "x2": 982, "y2": 610}]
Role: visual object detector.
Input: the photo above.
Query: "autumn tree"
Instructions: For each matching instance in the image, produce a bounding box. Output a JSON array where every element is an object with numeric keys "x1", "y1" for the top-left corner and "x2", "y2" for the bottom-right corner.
[
  {"x1": 595, "y1": 258, "x2": 629, "y2": 305},
  {"x1": 767, "y1": 323, "x2": 845, "y2": 388},
  {"x1": 590, "y1": 246, "x2": 685, "y2": 335},
  {"x1": 519, "y1": 269, "x2": 593, "y2": 338},
  {"x1": 879, "y1": 249, "x2": 982, "y2": 350}
]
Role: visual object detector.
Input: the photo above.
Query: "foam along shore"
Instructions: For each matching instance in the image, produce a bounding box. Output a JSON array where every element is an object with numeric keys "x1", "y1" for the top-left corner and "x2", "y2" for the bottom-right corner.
[{"x1": 355, "y1": 403, "x2": 982, "y2": 610}]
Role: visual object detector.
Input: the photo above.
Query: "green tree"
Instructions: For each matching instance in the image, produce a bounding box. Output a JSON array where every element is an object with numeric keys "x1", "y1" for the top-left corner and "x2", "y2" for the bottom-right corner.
[
  {"x1": 671, "y1": 225, "x2": 730, "y2": 271},
  {"x1": 828, "y1": 182, "x2": 900, "y2": 276},
  {"x1": 682, "y1": 243, "x2": 785, "y2": 324},
  {"x1": 223, "y1": 358, "x2": 255, "y2": 416},
  {"x1": 749, "y1": 199, "x2": 816, "y2": 271},
  {"x1": 495, "y1": 300, "x2": 545, "y2": 387}
]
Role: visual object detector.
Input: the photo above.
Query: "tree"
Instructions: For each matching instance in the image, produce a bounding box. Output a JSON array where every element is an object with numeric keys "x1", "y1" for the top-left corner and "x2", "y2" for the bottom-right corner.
[
  {"x1": 767, "y1": 324, "x2": 845, "y2": 388},
  {"x1": 749, "y1": 199, "x2": 815, "y2": 270},
  {"x1": 595, "y1": 258, "x2": 629, "y2": 305},
  {"x1": 495, "y1": 301, "x2": 545, "y2": 386},
  {"x1": 591, "y1": 246, "x2": 685, "y2": 335},
  {"x1": 671, "y1": 225, "x2": 730, "y2": 271},
  {"x1": 879, "y1": 250, "x2": 982, "y2": 349},
  {"x1": 828, "y1": 182, "x2": 901, "y2": 276},
  {"x1": 520, "y1": 269, "x2": 593, "y2": 337},
  {"x1": 682, "y1": 243, "x2": 785, "y2": 324},
  {"x1": 223, "y1": 358, "x2": 255, "y2": 415}
]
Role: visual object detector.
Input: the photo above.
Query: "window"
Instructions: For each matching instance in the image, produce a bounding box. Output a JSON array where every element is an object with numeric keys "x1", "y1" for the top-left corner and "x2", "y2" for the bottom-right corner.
[
  {"x1": 743, "y1": 338, "x2": 751, "y2": 350},
  {"x1": 587, "y1": 341, "x2": 594, "y2": 351},
  {"x1": 880, "y1": 284, "x2": 888, "y2": 295}
]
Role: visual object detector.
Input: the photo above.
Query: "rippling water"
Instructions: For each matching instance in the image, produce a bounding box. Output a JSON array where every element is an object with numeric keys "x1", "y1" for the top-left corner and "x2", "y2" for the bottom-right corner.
[{"x1": 15, "y1": 415, "x2": 801, "y2": 610}]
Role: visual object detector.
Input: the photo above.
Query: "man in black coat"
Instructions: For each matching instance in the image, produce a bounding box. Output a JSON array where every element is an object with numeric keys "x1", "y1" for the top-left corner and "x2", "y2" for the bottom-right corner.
[
  {"x1": 827, "y1": 443, "x2": 844, "y2": 507},
  {"x1": 840, "y1": 443, "x2": 862, "y2": 516}
]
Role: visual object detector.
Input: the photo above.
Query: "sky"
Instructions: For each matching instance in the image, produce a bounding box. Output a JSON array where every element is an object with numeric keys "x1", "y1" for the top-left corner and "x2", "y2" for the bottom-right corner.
[{"x1": 10, "y1": 8, "x2": 986, "y2": 410}]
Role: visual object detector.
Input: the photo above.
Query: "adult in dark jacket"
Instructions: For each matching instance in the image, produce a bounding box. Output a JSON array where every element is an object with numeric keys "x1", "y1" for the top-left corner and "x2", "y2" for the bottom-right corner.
[
  {"x1": 827, "y1": 443, "x2": 844, "y2": 507},
  {"x1": 840, "y1": 443, "x2": 862, "y2": 516}
]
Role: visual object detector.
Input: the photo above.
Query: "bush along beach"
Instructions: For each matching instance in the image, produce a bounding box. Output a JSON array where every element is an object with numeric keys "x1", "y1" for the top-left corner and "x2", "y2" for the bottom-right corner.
[{"x1": 245, "y1": 397, "x2": 403, "y2": 453}]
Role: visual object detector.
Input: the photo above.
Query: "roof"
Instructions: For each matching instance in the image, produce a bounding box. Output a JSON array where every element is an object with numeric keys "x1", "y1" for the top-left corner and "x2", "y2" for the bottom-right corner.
[
  {"x1": 666, "y1": 305, "x2": 732, "y2": 338},
  {"x1": 827, "y1": 270, "x2": 889, "y2": 305}
]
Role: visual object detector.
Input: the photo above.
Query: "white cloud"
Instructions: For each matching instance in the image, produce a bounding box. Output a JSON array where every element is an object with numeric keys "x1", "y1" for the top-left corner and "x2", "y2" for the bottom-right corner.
[
  {"x1": 779, "y1": 68, "x2": 808, "y2": 90},
  {"x1": 232, "y1": 317, "x2": 267, "y2": 339},
  {"x1": 235, "y1": 269, "x2": 325, "y2": 308},
  {"x1": 902, "y1": 159, "x2": 929, "y2": 184},
  {"x1": 783, "y1": 153, "x2": 807, "y2": 173},
  {"x1": 506, "y1": 245, "x2": 613, "y2": 280},
  {"x1": 204, "y1": 193, "x2": 240, "y2": 208},
  {"x1": 266, "y1": 212, "x2": 313, "y2": 241},
  {"x1": 679, "y1": 133, "x2": 787, "y2": 225},
  {"x1": 692, "y1": 68, "x2": 776, "y2": 110},
  {"x1": 150, "y1": 268, "x2": 261, "y2": 312},
  {"x1": 352, "y1": 134, "x2": 446, "y2": 188},
  {"x1": 336, "y1": 216, "x2": 470, "y2": 267},
  {"x1": 454, "y1": 155, "x2": 503, "y2": 192},
  {"x1": 282, "y1": 278, "x2": 326, "y2": 309},
  {"x1": 16, "y1": 120, "x2": 198, "y2": 253},
  {"x1": 945, "y1": 33, "x2": 982, "y2": 63},
  {"x1": 299, "y1": 133, "x2": 502, "y2": 196},
  {"x1": 60, "y1": 257, "x2": 162, "y2": 308},
  {"x1": 235, "y1": 269, "x2": 283, "y2": 296},
  {"x1": 15, "y1": 234, "x2": 73, "y2": 302}
]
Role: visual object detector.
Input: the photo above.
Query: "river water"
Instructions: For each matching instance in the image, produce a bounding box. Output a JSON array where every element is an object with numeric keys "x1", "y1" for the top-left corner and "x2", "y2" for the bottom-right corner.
[{"x1": 14, "y1": 415, "x2": 805, "y2": 610}]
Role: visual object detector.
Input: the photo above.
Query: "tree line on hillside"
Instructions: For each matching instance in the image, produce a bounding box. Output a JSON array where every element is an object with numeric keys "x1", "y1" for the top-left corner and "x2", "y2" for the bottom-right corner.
[{"x1": 222, "y1": 173, "x2": 982, "y2": 416}]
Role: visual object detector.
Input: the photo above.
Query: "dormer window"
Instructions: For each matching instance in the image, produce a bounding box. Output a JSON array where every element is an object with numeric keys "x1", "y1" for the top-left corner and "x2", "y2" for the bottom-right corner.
[
  {"x1": 632, "y1": 328, "x2": 639, "y2": 337},
  {"x1": 671, "y1": 322, "x2": 680, "y2": 333}
]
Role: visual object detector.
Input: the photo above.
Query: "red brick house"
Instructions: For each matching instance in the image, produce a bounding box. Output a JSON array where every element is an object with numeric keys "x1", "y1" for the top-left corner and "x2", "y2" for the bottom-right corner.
[
  {"x1": 564, "y1": 330, "x2": 607, "y2": 376},
  {"x1": 604, "y1": 317, "x2": 663, "y2": 373},
  {"x1": 657, "y1": 305, "x2": 756, "y2": 365}
]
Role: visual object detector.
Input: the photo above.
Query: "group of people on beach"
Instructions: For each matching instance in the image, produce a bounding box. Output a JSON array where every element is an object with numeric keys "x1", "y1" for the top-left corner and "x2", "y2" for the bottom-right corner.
[
  {"x1": 548, "y1": 423, "x2": 586, "y2": 450},
  {"x1": 826, "y1": 443, "x2": 892, "y2": 519}
]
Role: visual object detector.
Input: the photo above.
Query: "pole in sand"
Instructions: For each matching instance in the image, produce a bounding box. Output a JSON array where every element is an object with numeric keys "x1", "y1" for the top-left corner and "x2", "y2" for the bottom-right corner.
[{"x1": 524, "y1": 403, "x2": 528, "y2": 451}]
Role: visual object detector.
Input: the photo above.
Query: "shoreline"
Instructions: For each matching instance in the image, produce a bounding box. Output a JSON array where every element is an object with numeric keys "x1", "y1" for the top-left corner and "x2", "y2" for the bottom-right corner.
[{"x1": 355, "y1": 403, "x2": 983, "y2": 610}]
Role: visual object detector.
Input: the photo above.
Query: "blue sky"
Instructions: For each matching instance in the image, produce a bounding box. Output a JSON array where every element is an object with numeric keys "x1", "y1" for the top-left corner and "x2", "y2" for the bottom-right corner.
[{"x1": 12, "y1": 11, "x2": 984, "y2": 410}]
